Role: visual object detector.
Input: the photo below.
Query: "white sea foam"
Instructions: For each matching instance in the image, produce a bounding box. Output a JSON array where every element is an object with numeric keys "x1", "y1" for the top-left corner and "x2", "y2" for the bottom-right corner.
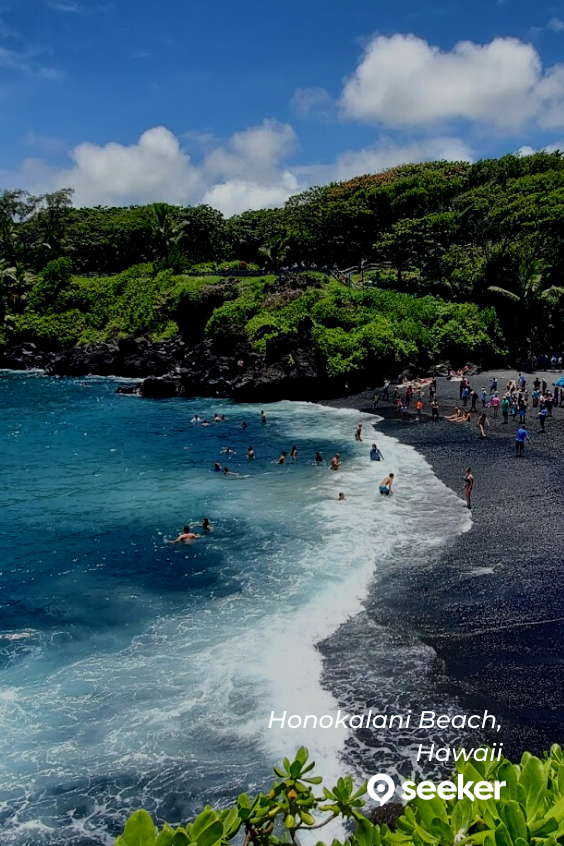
[{"x1": 0, "y1": 396, "x2": 471, "y2": 844}]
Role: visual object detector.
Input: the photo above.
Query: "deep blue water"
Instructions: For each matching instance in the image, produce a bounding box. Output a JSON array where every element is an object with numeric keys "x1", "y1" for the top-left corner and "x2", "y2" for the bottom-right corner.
[{"x1": 0, "y1": 372, "x2": 471, "y2": 845}]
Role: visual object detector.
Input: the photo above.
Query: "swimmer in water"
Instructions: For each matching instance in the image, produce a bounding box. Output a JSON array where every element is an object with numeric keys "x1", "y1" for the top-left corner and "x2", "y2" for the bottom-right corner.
[
  {"x1": 223, "y1": 466, "x2": 239, "y2": 476},
  {"x1": 331, "y1": 453, "x2": 341, "y2": 471},
  {"x1": 190, "y1": 414, "x2": 200, "y2": 424},
  {"x1": 370, "y1": 443, "x2": 383, "y2": 461},
  {"x1": 213, "y1": 462, "x2": 222, "y2": 472},
  {"x1": 221, "y1": 446, "x2": 236, "y2": 455},
  {"x1": 338, "y1": 492, "x2": 346, "y2": 501},
  {"x1": 248, "y1": 446, "x2": 255, "y2": 460},
  {"x1": 201, "y1": 518, "x2": 214, "y2": 533},
  {"x1": 261, "y1": 410, "x2": 267, "y2": 424},
  {"x1": 171, "y1": 526, "x2": 200, "y2": 543},
  {"x1": 315, "y1": 451, "x2": 323, "y2": 464},
  {"x1": 201, "y1": 419, "x2": 209, "y2": 427},
  {"x1": 242, "y1": 421, "x2": 248, "y2": 429},
  {"x1": 290, "y1": 445, "x2": 297, "y2": 459},
  {"x1": 277, "y1": 451, "x2": 288, "y2": 464},
  {"x1": 213, "y1": 414, "x2": 221, "y2": 423},
  {"x1": 379, "y1": 473, "x2": 394, "y2": 496}
]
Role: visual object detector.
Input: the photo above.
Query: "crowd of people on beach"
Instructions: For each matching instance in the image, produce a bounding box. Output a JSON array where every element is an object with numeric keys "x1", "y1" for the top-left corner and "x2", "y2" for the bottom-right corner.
[{"x1": 170, "y1": 409, "x2": 394, "y2": 541}]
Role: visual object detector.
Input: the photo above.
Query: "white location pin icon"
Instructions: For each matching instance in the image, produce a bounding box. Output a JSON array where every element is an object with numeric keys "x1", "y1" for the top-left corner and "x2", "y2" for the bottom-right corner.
[{"x1": 367, "y1": 773, "x2": 395, "y2": 806}]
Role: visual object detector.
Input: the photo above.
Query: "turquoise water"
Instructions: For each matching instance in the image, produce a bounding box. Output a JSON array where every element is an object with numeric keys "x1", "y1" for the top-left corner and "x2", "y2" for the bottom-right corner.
[{"x1": 0, "y1": 372, "x2": 471, "y2": 845}]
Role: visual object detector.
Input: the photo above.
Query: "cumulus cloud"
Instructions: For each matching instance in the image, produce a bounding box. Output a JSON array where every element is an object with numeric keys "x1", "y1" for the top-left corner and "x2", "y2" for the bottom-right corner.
[
  {"x1": 5, "y1": 121, "x2": 303, "y2": 215},
  {"x1": 2, "y1": 119, "x2": 477, "y2": 215},
  {"x1": 340, "y1": 33, "x2": 564, "y2": 130}
]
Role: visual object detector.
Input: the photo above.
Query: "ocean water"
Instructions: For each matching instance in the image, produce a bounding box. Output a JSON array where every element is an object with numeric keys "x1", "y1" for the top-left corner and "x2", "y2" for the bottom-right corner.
[{"x1": 0, "y1": 372, "x2": 472, "y2": 846}]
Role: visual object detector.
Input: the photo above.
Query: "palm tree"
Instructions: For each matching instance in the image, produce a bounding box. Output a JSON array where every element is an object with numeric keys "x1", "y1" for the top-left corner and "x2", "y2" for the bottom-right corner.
[
  {"x1": 257, "y1": 236, "x2": 291, "y2": 270},
  {"x1": 487, "y1": 258, "x2": 564, "y2": 352},
  {"x1": 151, "y1": 203, "x2": 187, "y2": 267}
]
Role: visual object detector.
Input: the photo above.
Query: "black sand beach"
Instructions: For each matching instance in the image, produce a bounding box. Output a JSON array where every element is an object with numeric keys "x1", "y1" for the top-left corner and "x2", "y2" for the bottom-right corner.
[{"x1": 322, "y1": 370, "x2": 564, "y2": 759}]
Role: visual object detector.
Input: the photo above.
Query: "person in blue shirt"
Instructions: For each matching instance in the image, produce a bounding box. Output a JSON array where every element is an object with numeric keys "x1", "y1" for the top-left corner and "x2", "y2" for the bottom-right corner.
[
  {"x1": 515, "y1": 426, "x2": 529, "y2": 457},
  {"x1": 538, "y1": 405, "x2": 548, "y2": 433},
  {"x1": 370, "y1": 443, "x2": 384, "y2": 461}
]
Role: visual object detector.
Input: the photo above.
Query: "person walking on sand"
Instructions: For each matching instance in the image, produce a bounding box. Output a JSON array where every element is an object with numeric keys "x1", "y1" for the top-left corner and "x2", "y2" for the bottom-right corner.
[
  {"x1": 331, "y1": 453, "x2": 342, "y2": 471},
  {"x1": 431, "y1": 398, "x2": 439, "y2": 422},
  {"x1": 463, "y1": 468, "x2": 474, "y2": 509},
  {"x1": 379, "y1": 473, "x2": 394, "y2": 496},
  {"x1": 481, "y1": 388, "x2": 487, "y2": 408},
  {"x1": 477, "y1": 411, "x2": 488, "y2": 439},
  {"x1": 515, "y1": 426, "x2": 529, "y2": 457},
  {"x1": 355, "y1": 422, "x2": 363, "y2": 441}
]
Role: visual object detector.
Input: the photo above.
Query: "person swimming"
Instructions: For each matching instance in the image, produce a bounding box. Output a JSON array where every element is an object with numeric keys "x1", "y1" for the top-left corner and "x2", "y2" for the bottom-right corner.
[
  {"x1": 338, "y1": 492, "x2": 346, "y2": 501},
  {"x1": 315, "y1": 451, "x2": 323, "y2": 463},
  {"x1": 290, "y1": 445, "x2": 298, "y2": 459},
  {"x1": 248, "y1": 446, "x2": 255, "y2": 460},
  {"x1": 260, "y1": 410, "x2": 267, "y2": 424},
  {"x1": 170, "y1": 526, "x2": 200, "y2": 543},
  {"x1": 223, "y1": 466, "x2": 239, "y2": 476},
  {"x1": 201, "y1": 518, "x2": 214, "y2": 533},
  {"x1": 213, "y1": 462, "x2": 222, "y2": 472},
  {"x1": 277, "y1": 451, "x2": 288, "y2": 464},
  {"x1": 379, "y1": 473, "x2": 394, "y2": 496},
  {"x1": 370, "y1": 443, "x2": 383, "y2": 461},
  {"x1": 242, "y1": 421, "x2": 248, "y2": 429},
  {"x1": 190, "y1": 414, "x2": 200, "y2": 424},
  {"x1": 213, "y1": 414, "x2": 221, "y2": 423},
  {"x1": 221, "y1": 446, "x2": 236, "y2": 455}
]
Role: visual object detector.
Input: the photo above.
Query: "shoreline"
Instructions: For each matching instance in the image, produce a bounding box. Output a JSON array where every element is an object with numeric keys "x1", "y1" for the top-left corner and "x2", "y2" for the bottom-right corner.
[{"x1": 321, "y1": 370, "x2": 564, "y2": 758}]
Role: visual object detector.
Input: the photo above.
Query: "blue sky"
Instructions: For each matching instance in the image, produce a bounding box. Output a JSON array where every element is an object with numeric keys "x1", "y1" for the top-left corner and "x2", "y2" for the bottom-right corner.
[{"x1": 1, "y1": 0, "x2": 564, "y2": 214}]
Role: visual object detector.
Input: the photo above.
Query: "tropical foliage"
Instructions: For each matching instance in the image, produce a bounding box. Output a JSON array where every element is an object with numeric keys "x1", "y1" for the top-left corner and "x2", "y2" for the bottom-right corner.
[
  {"x1": 1, "y1": 151, "x2": 564, "y2": 358},
  {"x1": 114, "y1": 745, "x2": 564, "y2": 846}
]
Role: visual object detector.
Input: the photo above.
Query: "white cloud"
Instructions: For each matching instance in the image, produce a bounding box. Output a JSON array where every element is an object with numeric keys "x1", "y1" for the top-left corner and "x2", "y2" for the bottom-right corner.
[
  {"x1": 299, "y1": 136, "x2": 474, "y2": 185},
  {"x1": 548, "y1": 17, "x2": 564, "y2": 32},
  {"x1": 340, "y1": 33, "x2": 564, "y2": 130},
  {"x1": 2, "y1": 121, "x2": 476, "y2": 215},
  {"x1": 290, "y1": 86, "x2": 332, "y2": 116}
]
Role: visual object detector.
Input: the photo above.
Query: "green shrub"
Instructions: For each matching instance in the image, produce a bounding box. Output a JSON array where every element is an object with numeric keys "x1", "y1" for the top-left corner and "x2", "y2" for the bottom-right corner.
[{"x1": 115, "y1": 745, "x2": 564, "y2": 846}]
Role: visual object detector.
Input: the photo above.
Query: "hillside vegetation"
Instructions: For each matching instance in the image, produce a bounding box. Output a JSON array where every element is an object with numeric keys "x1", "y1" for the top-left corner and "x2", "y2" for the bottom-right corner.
[{"x1": 1, "y1": 151, "x2": 564, "y2": 367}]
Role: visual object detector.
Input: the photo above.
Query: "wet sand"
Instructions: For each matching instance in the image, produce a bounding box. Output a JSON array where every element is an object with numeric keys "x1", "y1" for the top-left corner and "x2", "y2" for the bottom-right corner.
[{"x1": 322, "y1": 370, "x2": 564, "y2": 758}]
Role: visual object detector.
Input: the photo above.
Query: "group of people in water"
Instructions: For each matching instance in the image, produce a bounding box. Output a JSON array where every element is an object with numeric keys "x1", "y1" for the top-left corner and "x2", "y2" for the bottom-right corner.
[{"x1": 171, "y1": 409, "x2": 396, "y2": 541}]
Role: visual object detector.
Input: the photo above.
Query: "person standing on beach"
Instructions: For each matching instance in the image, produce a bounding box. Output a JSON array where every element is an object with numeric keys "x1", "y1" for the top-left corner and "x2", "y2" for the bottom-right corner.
[
  {"x1": 477, "y1": 411, "x2": 488, "y2": 439},
  {"x1": 415, "y1": 399, "x2": 423, "y2": 420},
  {"x1": 538, "y1": 404, "x2": 548, "y2": 433},
  {"x1": 470, "y1": 390, "x2": 478, "y2": 412},
  {"x1": 481, "y1": 388, "x2": 487, "y2": 408},
  {"x1": 501, "y1": 395, "x2": 510, "y2": 424},
  {"x1": 515, "y1": 426, "x2": 529, "y2": 457},
  {"x1": 463, "y1": 468, "x2": 474, "y2": 509},
  {"x1": 491, "y1": 393, "x2": 500, "y2": 418},
  {"x1": 431, "y1": 398, "x2": 439, "y2": 422}
]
